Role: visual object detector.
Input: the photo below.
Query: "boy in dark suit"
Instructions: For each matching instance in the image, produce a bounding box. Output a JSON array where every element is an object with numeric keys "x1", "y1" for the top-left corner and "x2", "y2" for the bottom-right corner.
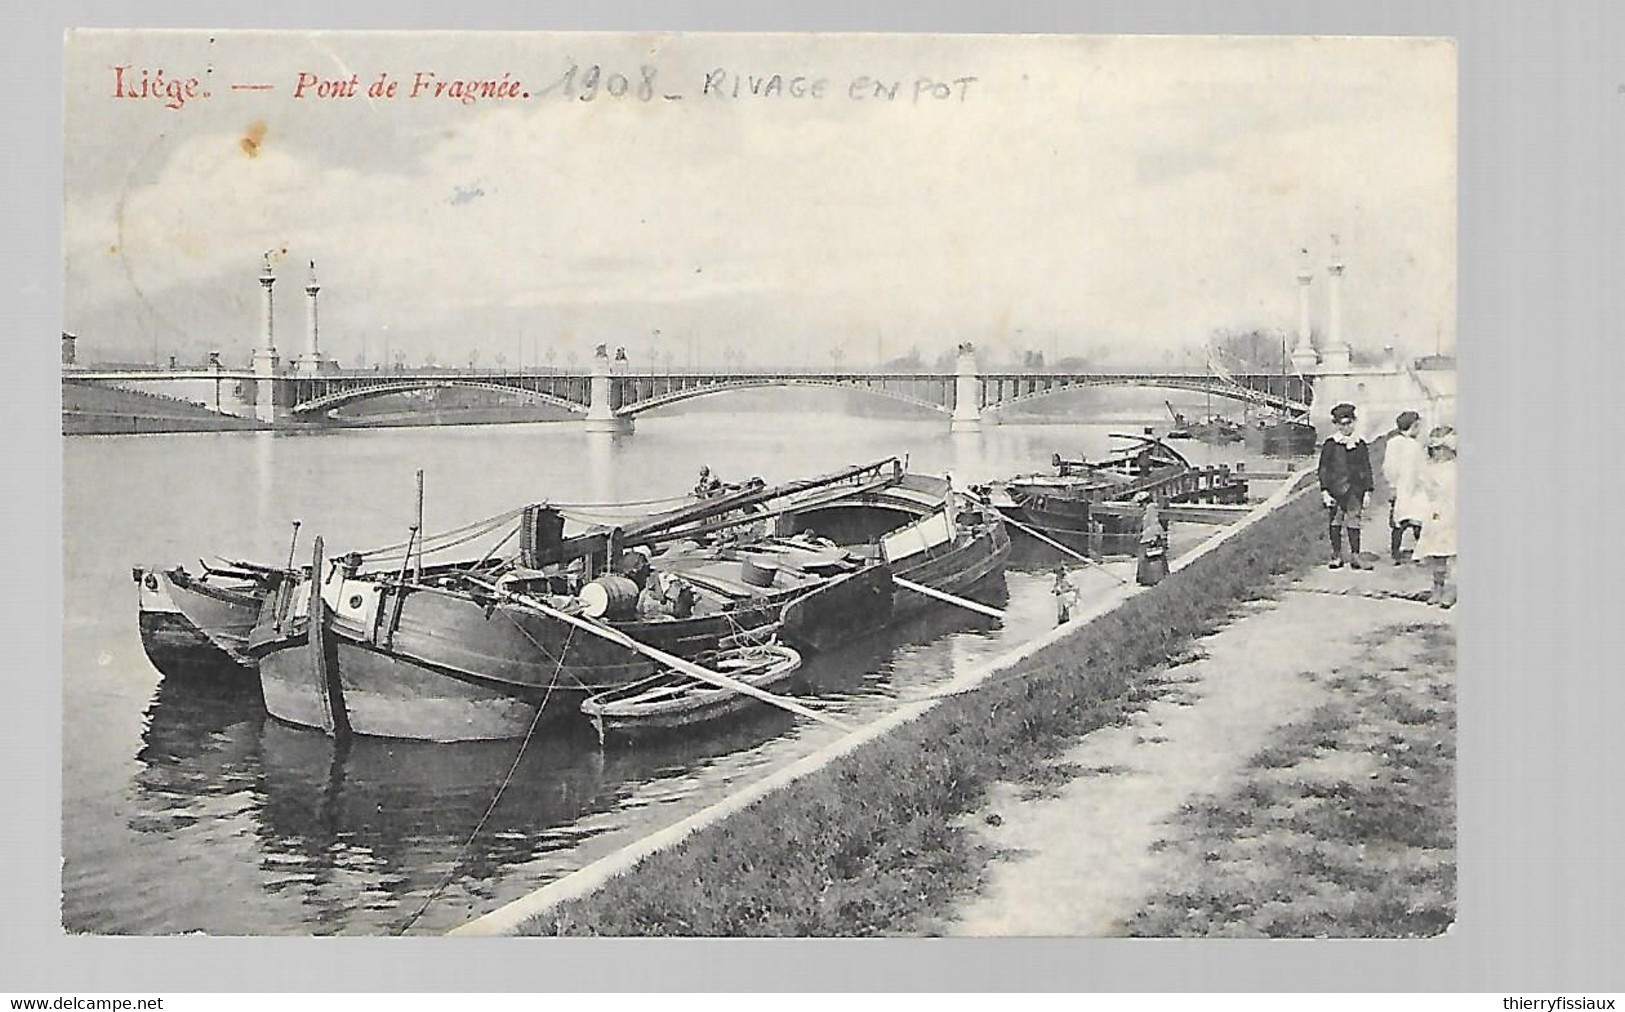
[{"x1": 1318, "y1": 402, "x2": 1375, "y2": 569}]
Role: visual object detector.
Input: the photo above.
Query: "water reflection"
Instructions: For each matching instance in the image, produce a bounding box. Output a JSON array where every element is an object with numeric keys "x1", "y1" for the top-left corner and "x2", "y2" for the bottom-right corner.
[
  {"x1": 249, "y1": 709, "x2": 826, "y2": 933},
  {"x1": 130, "y1": 663, "x2": 841, "y2": 933},
  {"x1": 130, "y1": 675, "x2": 265, "y2": 838}
]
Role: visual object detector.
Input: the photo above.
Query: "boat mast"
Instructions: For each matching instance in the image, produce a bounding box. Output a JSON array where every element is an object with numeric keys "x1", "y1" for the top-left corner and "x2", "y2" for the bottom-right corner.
[{"x1": 414, "y1": 469, "x2": 425, "y2": 582}]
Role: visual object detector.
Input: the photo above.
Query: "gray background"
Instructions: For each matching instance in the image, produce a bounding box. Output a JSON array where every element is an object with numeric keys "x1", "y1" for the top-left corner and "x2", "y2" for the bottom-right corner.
[{"x1": 5, "y1": 0, "x2": 1620, "y2": 993}]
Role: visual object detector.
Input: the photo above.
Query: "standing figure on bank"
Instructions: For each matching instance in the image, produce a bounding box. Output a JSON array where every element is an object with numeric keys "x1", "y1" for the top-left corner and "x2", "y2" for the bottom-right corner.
[
  {"x1": 1383, "y1": 410, "x2": 1428, "y2": 564},
  {"x1": 1051, "y1": 565, "x2": 1077, "y2": 625},
  {"x1": 1319, "y1": 402, "x2": 1376, "y2": 570},
  {"x1": 1135, "y1": 491, "x2": 1170, "y2": 586},
  {"x1": 1413, "y1": 426, "x2": 1458, "y2": 608}
]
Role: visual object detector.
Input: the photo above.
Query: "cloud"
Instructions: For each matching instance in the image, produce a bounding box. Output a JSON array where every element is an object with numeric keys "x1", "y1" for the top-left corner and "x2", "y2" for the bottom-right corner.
[{"x1": 63, "y1": 34, "x2": 1455, "y2": 365}]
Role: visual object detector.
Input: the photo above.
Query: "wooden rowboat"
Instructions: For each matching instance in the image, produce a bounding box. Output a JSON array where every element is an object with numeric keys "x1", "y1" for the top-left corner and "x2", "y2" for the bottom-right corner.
[{"x1": 580, "y1": 643, "x2": 804, "y2": 740}]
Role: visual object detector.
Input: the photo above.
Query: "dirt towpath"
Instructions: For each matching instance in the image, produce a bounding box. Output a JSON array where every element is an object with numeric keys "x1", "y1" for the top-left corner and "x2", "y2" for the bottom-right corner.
[{"x1": 945, "y1": 554, "x2": 1453, "y2": 936}]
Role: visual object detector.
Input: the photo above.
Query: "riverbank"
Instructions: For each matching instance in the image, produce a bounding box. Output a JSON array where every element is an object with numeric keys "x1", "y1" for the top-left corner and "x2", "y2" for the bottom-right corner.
[
  {"x1": 62, "y1": 383, "x2": 268, "y2": 434},
  {"x1": 946, "y1": 558, "x2": 1453, "y2": 936},
  {"x1": 451, "y1": 463, "x2": 1339, "y2": 936}
]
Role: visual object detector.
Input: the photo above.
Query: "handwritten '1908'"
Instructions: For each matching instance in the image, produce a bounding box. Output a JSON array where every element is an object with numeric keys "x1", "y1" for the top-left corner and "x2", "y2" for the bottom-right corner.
[{"x1": 534, "y1": 63, "x2": 670, "y2": 102}]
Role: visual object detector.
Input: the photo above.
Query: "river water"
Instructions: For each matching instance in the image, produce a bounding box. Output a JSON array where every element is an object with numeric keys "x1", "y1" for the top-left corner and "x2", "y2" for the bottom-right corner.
[{"x1": 61, "y1": 401, "x2": 1295, "y2": 935}]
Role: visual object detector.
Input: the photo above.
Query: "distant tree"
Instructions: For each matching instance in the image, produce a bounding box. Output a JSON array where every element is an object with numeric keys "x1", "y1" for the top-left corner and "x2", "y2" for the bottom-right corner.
[
  {"x1": 1349, "y1": 347, "x2": 1388, "y2": 366},
  {"x1": 882, "y1": 348, "x2": 925, "y2": 372},
  {"x1": 1207, "y1": 328, "x2": 1295, "y2": 373}
]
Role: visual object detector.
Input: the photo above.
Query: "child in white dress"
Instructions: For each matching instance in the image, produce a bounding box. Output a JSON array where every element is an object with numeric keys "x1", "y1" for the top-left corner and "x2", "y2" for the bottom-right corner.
[{"x1": 1413, "y1": 427, "x2": 1457, "y2": 608}]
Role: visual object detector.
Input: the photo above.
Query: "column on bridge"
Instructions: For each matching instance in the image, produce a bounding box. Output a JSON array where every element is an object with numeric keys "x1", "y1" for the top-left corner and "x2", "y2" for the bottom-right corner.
[
  {"x1": 292, "y1": 260, "x2": 329, "y2": 374},
  {"x1": 250, "y1": 252, "x2": 288, "y2": 424},
  {"x1": 1292, "y1": 264, "x2": 1320, "y2": 372},
  {"x1": 252, "y1": 253, "x2": 278, "y2": 370},
  {"x1": 1320, "y1": 256, "x2": 1352, "y2": 370},
  {"x1": 583, "y1": 345, "x2": 634, "y2": 433},
  {"x1": 950, "y1": 342, "x2": 982, "y2": 432}
]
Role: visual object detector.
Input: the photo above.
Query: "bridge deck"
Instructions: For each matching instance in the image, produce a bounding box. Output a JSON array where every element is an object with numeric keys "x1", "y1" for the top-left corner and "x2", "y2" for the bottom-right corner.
[{"x1": 67, "y1": 366, "x2": 1314, "y2": 420}]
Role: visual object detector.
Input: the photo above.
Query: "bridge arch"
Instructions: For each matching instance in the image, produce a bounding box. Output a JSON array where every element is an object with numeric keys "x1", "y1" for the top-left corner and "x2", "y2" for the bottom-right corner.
[
  {"x1": 614, "y1": 375, "x2": 952, "y2": 418},
  {"x1": 292, "y1": 378, "x2": 590, "y2": 417},
  {"x1": 984, "y1": 374, "x2": 1312, "y2": 416}
]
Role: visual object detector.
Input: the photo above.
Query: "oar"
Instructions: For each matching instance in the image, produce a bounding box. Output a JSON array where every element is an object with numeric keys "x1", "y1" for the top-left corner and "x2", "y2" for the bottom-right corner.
[
  {"x1": 892, "y1": 576, "x2": 1005, "y2": 619},
  {"x1": 962, "y1": 491, "x2": 1130, "y2": 584},
  {"x1": 462, "y1": 577, "x2": 853, "y2": 732}
]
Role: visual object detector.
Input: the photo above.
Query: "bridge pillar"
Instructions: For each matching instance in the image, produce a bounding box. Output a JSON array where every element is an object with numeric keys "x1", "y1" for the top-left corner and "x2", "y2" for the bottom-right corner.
[
  {"x1": 583, "y1": 347, "x2": 633, "y2": 433},
  {"x1": 249, "y1": 352, "x2": 293, "y2": 424},
  {"x1": 949, "y1": 343, "x2": 982, "y2": 432},
  {"x1": 1310, "y1": 361, "x2": 1448, "y2": 441}
]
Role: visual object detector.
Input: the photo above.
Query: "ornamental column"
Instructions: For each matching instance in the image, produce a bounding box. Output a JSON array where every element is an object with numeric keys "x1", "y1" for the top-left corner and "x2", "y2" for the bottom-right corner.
[
  {"x1": 1291, "y1": 263, "x2": 1319, "y2": 372},
  {"x1": 1320, "y1": 256, "x2": 1352, "y2": 370},
  {"x1": 250, "y1": 252, "x2": 287, "y2": 423},
  {"x1": 251, "y1": 252, "x2": 278, "y2": 370},
  {"x1": 293, "y1": 260, "x2": 328, "y2": 373}
]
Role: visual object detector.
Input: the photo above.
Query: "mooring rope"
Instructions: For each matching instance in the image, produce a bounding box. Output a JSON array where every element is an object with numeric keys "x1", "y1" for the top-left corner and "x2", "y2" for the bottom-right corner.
[
  {"x1": 391, "y1": 621, "x2": 579, "y2": 936},
  {"x1": 493, "y1": 604, "x2": 595, "y2": 694}
]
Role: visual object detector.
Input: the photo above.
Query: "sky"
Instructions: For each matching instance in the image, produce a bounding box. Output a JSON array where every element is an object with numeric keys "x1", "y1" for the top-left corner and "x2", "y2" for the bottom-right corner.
[{"x1": 63, "y1": 32, "x2": 1456, "y2": 369}]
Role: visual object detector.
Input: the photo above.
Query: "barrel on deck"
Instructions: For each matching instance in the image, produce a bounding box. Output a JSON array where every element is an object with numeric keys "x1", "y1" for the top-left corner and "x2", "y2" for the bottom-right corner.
[{"x1": 579, "y1": 575, "x2": 641, "y2": 619}]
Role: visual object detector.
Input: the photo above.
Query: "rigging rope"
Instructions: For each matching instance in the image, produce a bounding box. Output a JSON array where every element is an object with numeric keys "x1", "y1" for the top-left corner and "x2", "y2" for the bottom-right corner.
[
  {"x1": 361, "y1": 517, "x2": 524, "y2": 566},
  {"x1": 356, "y1": 506, "x2": 527, "y2": 560},
  {"x1": 353, "y1": 489, "x2": 692, "y2": 563},
  {"x1": 547, "y1": 493, "x2": 696, "y2": 509},
  {"x1": 391, "y1": 621, "x2": 579, "y2": 935}
]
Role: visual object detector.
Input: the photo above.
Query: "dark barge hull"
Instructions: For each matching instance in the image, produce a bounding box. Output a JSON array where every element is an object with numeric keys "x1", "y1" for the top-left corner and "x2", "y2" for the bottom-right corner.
[
  {"x1": 991, "y1": 439, "x2": 1250, "y2": 555},
  {"x1": 1245, "y1": 420, "x2": 1318, "y2": 456},
  {"x1": 134, "y1": 566, "x2": 268, "y2": 680},
  {"x1": 249, "y1": 563, "x2": 889, "y2": 742},
  {"x1": 890, "y1": 522, "x2": 1011, "y2": 616},
  {"x1": 781, "y1": 474, "x2": 1013, "y2": 619}
]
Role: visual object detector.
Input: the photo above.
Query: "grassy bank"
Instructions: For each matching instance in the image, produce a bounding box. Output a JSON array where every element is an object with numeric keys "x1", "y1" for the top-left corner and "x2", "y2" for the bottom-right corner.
[
  {"x1": 520, "y1": 478, "x2": 1331, "y2": 936},
  {"x1": 1122, "y1": 621, "x2": 1456, "y2": 937}
]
